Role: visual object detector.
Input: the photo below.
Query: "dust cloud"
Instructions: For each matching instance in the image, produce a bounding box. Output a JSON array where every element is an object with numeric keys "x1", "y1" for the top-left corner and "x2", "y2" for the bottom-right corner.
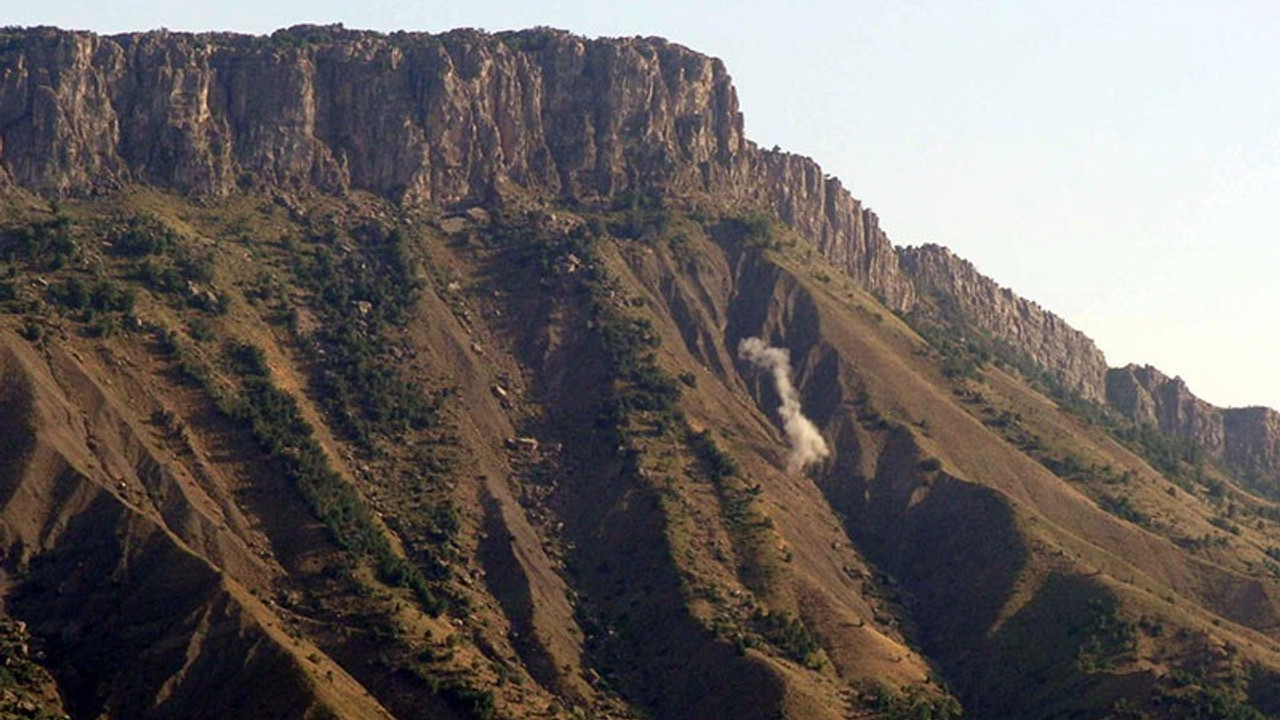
[{"x1": 738, "y1": 337, "x2": 830, "y2": 474}]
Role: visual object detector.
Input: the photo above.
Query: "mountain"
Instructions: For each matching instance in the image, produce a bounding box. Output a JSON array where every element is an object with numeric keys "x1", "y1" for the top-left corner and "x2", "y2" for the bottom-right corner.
[
  {"x1": 1, "y1": 24, "x2": 1279, "y2": 720},
  {"x1": 1107, "y1": 366, "x2": 1280, "y2": 494}
]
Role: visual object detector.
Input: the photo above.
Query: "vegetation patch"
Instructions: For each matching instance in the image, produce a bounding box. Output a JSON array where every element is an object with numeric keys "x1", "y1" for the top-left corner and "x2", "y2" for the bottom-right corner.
[
  {"x1": 752, "y1": 609, "x2": 822, "y2": 668},
  {"x1": 0, "y1": 212, "x2": 77, "y2": 270},
  {"x1": 690, "y1": 428, "x2": 777, "y2": 594},
  {"x1": 1149, "y1": 665, "x2": 1271, "y2": 720},
  {"x1": 1098, "y1": 494, "x2": 1153, "y2": 529},
  {"x1": 902, "y1": 294, "x2": 1217, "y2": 495},
  {"x1": 855, "y1": 682, "x2": 963, "y2": 720},
  {"x1": 163, "y1": 331, "x2": 447, "y2": 615},
  {"x1": 398, "y1": 659, "x2": 497, "y2": 720},
  {"x1": 291, "y1": 219, "x2": 448, "y2": 448},
  {"x1": 227, "y1": 346, "x2": 444, "y2": 613}
]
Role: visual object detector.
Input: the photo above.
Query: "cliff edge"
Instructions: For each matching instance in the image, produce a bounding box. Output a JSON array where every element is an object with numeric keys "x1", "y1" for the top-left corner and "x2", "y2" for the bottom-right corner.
[{"x1": 0, "y1": 24, "x2": 917, "y2": 308}]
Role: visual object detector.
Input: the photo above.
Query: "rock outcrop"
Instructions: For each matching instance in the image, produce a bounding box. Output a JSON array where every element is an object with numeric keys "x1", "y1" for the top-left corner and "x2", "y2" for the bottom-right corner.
[
  {"x1": 8, "y1": 24, "x2": 1280, "y2": 719},
  {"x1": 1105, "y1": 365, "x2": 1226, "y2": 454},
  {"x1": 898, "y1": 243, "x2": 1110, "y2": 402},
  {"x1": 747, "y1": 151, "x2": 915, "y2": 309},
  {"x1": 0, "y1": 25, "x2": 915, "y2": 308},
  {"x1": 1108, "y1": 364, "x2": 1280, "y2": 493},
  {"x1": 1225, "y1": 407, "x2": 1280, "y2": 488},
  {"x1": 2, "y1": 23, "x2": 1273, "y2": 484},
  {"x1": 893, "y1": 246, "x2": 1280, "y2": 494}
]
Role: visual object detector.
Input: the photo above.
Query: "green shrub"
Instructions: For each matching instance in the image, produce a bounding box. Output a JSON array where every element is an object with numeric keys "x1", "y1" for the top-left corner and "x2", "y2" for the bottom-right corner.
[
  {"x1": 1098, "y1": 494, "x2": 1151, "y2": 528},
  {"x1": 221, "y1": 346, "x2": 445, "y2": 615},
  {"x1": 227, "y1": 340, "x2": 270, "y2": 377},
  {"x1": 106, "y1": 213, "x2": 179, "y2": 257},
  {"x1": 292, "y1": 223, "x2": 443, "y2": 447},
  {"x1": 189, "y1": 317, "x2": 216, "y2": 343},
  {"x1": 859, "y1": 684, "x2": 963, "y2": 720},
  {"x1": 0, "y1": 267, "x2": 16, "y2": 304},
  {"x1": 87, "y1": 313, "x2": 121, "y2": 338},
  {"x1": 689, "y1": 429, "x2": 740, "y2": 481},
  {"x1": 754, "y1": 610, "x2": 822, "y2": 667},
  {"x1": 918, "y1": 458, "x2": 943, "y2": 472},
  {"x1": 18, "y1": 319, "x2": 41, "y2": 341},
  {"x1": 1, "y1": 214, "x2": 76, "y2": 268},
  {"x1": 48, "y1": 276, "x2": 135, "y2": 314},
  {"x1": 715, "y1": 211, "x2": 778, "y2": 249}
]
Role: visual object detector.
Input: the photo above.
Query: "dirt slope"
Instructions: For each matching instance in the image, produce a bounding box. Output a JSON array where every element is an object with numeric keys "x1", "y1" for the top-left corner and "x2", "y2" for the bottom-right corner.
[{"x1": 0, "y1": 188, "x2": 1278, "y2": 720}]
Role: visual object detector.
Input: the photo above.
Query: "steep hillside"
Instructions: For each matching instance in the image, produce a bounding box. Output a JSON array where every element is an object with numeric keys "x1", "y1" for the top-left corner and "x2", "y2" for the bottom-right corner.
[
  {"x1": 0, "y1": 24, "x2": 1278, "y2": 720},
  {"x1": 897, "y1": 245, "x2": 1280, "y2": 504},
  {"x1": 1109, "y1": 365, "x2": 1280, "y2": 496},
  {"x1": 898, "y1": 243, "x2": 1108, "y2": 402}
]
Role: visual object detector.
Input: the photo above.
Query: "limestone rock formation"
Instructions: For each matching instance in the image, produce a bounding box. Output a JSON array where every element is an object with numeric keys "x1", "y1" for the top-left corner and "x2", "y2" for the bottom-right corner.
[
  {"x1": 898, "y1": 243, "x2": 1110, "y2": 401},
  {"x1": 1109, "y1": 364, "x2": 1280, "y2": 493},
  {"x1": 0, "y1": 25, "x2": 914, "y2": 308},
  {"x1": 2, "y1": 23, "x2": 1273, "y2": 485},
  {"x1": 5, "y1": 23, "x2": 1280, "y2": 720},
  {"x1": 1106, "y1": 365, "x2": 1226, "y2": 454},
  {"x1": 1225, "y1": 406, "x2": 1280, "y2": 488}
]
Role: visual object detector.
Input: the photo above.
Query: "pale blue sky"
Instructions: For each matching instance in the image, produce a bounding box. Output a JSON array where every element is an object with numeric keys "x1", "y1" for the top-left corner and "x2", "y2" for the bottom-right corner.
[{"x1": 5, "y1": 1, "x2": 1279, "y2": 410}]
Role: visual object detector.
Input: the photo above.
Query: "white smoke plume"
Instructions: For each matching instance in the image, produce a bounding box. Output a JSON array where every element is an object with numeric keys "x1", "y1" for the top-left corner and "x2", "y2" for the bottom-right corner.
[{"x1": 738, "y1": 337, "x2": 830, "y2": 474}]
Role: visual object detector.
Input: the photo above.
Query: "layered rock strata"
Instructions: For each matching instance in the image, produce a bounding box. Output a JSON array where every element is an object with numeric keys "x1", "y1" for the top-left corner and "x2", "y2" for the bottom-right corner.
[
  {"x1": 3, "y1": 24, "x2": 1275, "y2": 487},
  {"x1": 0, "y1": 25, "x2": 916, "y2": 307},
  {"x1": 898, "y1": 243, "x2": 1110, "y2": 402},
  {"x1": 1108, "y1": 364, "x2": 1280, "y2": 492}
]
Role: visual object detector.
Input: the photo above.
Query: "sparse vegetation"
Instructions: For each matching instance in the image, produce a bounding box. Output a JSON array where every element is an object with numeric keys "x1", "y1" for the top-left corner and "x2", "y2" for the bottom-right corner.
[
  {"x1": 0, "y1": 164, "x2": 1267, "y2": 720},
  {"x1": 398, "y1": 656, "x2": 497, "y2": 720},
  {"x1": 606, "y1": 190, "x2": 673, "y2": 242},
  {"x1": 215, "y1": 339, "x2": 445, "y2": 615},
  {"x1": 18, "y1": 318, "x2": 42, "y2": 341},
  {"x1": 0, "y1": 213, "x2": 76, "y2": 269},
  {"x1": 1073, "y1": 597, "x2": 1137, "y2": 673},
  {"x1": 1155, "y1": 666, "x2": 1270, "y2": 720},
  {"x1": 103, "y1": 212, "x2": 179, "y2": 257},
  {"x1": 598, "y1": 313, "x2": 682, "y2": 431},
  {"x1": 753, "y1": 609, "x2": 823, "y2": 668},
  {"x1": 903, "y1": 291, "x2": 1225, "y2": 498},
  {"x1": 857, "y1": 683, "x2": 964, "y2": 720},
  {"x1": 47, "y1": 274, "x2": 135, "y2": 315},
  {"x1": 918, "y1": 457, "x2": 942, "y2": 472},
  {"x1": 688, "y1": 428, "x2": 741, "y2": 482},
  {"x1": 713, "y1": 210, "x2": 781, "y2": 250},
  {"x1": 485, "y1": 207, "x2": 793, "y2": 700},
  {"x1": 292, "y1": 220, "x2": 448, "y2": 447},
  {"x1": 1098, "y1": 494, "x2": 1152, "y2": 529}
]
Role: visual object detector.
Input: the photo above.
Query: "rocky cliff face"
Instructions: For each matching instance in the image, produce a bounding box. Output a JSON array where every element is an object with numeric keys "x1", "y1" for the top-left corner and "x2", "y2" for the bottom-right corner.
[
  {"x1": 4, "y1": 24, "x2": 1274, "y2": 485},
  {"x1": 0, "y1": 25, "x2": 915, "y2": 308},
  {"x1": 895, "y1": 246, "x2": 1280, "y2": 493},
  {"x1": 10, "y1": 24, "x2": 1280, "y2": 720},
  {"x1": 748, "y1": 151, "x2": 915, "y2": 309},
  {"x1": 898, "y1": 243, "x2": 1110, "y2": 402},
  {"x1": 1106, "y1": 365, "x2": 1226, "y2": 454},
  {"x1": 1108, "y1": 364, "x2": 1280, "y2": 492},
  {"x1": 1225, "y1": 407, "x2": 1280, "y2": 488},
  {"x1": 0, "y1": 26, "x2": 741, "y2": 200}
]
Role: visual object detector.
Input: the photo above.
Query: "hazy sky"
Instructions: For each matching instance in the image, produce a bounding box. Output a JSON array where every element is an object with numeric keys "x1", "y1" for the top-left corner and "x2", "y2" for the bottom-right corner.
[{"x1": 6, "y1": 1, "x2": 1278, "y2": 410}]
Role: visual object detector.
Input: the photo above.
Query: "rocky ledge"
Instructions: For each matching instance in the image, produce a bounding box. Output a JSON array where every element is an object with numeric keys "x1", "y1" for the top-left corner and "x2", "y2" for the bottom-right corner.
[
  {"x1": 1108, "y1": 364, "x2": 1280, "y2": 494},
  {"x1": 0, "y1": 24, "x2": 916, "y2": 307}
]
